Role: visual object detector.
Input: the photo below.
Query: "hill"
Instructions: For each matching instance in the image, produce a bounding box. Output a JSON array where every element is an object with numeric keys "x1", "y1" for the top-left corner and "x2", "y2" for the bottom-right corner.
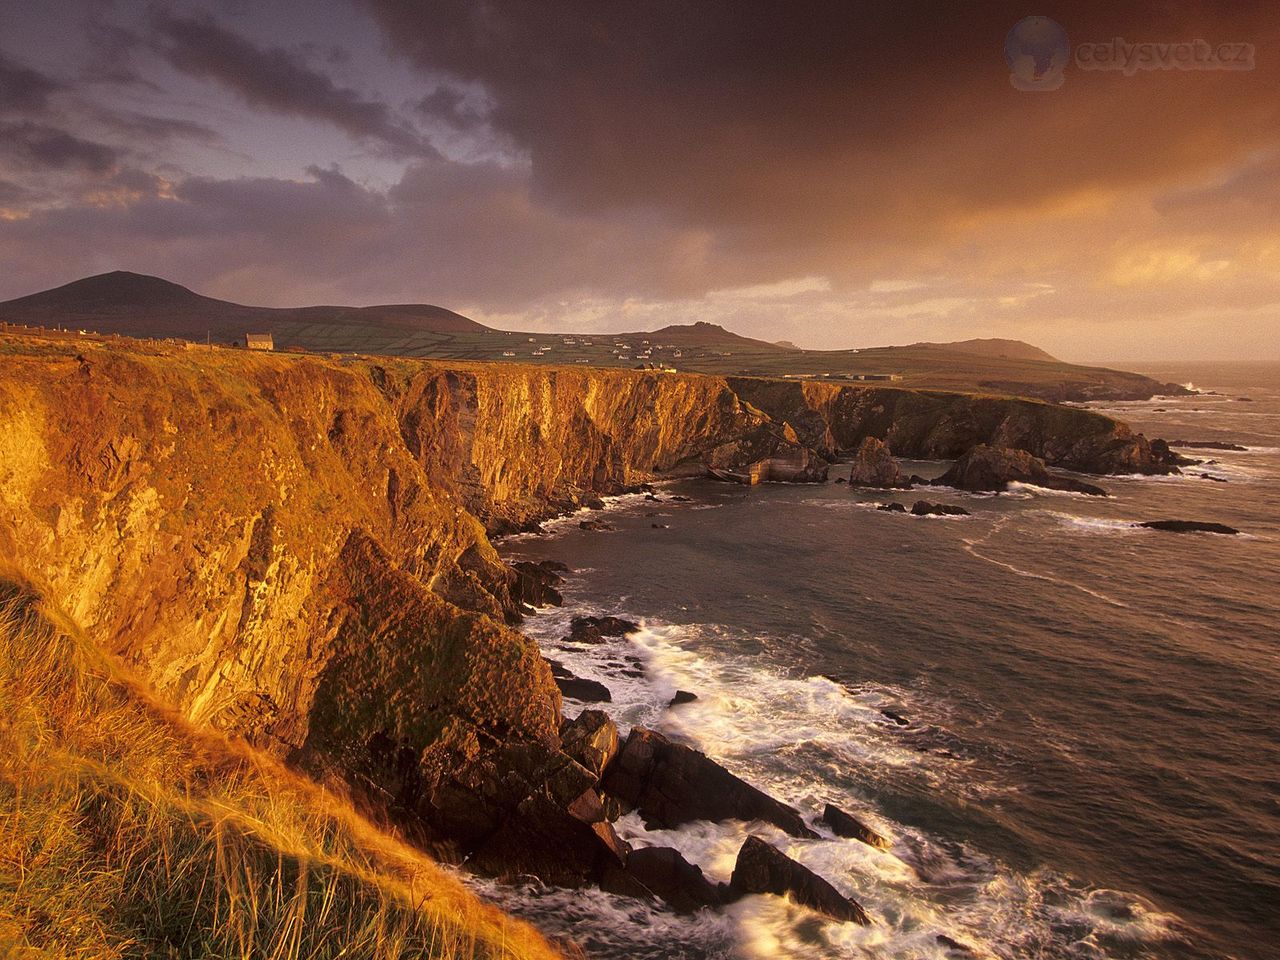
[
  {"x1": 907, "y1": 338, "x2": 1060, "y2": 363},
  {"x1": 640, "y1": 321, "x2": 785, "y2": 350},
  {"x1": 0, "y1": 271, "x2": 483, "y2": 343},
  {"x1": 0, "y1": 272, "x2": 1185, "y2": 400}
]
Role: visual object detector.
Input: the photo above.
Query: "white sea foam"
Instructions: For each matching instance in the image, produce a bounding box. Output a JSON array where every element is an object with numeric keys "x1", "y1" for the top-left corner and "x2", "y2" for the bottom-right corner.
[
  {"x1": 498, "y1": 488, "x2": 1196, "y2": 958},
  {"x1": 1039, "y1": 511, "x2": 1141, "y2": 534},
  {"x1": 1006, "y1": 481, "x2": 1108, "y2": 499},
  {"x1": 507, "y1": 592, "x2": 1186, "y2": 958}
]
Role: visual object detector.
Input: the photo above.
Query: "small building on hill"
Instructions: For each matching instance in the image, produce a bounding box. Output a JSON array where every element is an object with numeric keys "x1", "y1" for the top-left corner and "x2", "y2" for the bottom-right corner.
[{"x1": 245, "y1": 333, "x2": 274, "y2": 351}]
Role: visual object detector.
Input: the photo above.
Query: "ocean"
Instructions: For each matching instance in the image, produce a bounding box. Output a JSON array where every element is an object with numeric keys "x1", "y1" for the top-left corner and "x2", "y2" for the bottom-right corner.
[{"x1": 492, "y1": 361, "x2": 1280, "y2": 960}]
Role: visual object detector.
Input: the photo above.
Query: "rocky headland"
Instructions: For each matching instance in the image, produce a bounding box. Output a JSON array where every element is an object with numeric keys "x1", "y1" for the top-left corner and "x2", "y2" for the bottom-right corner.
[{"x1": 0, "y1": 333, "x2": 1184, "y2": 926}]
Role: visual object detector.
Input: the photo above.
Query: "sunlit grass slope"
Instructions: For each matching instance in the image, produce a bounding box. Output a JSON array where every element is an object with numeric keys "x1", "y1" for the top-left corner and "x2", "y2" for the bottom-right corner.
[{"x1": 0, "y1": 577, "x2": 568, "y2": 960}]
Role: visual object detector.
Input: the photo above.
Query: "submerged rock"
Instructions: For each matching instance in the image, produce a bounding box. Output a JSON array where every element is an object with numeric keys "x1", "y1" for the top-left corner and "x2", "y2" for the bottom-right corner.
[
  {"x1": 881, "y1": 709, "x2": 910, "y2": 726},
  {"x1": 876, "y1": 502, "x2": 907, "y2": 513},
  {"x1": 910, "y1": 500, "x2": 970, "y2": 517},
  {"x1": 566, "y1": 615, "x2": 640, "y2": 644},
  {"x1": 602, "y1": 727, "x2": 817, "y2": 838},
  {"x1": 822, "y1": 804, "x2": 890, "y2": 849},
  {"x1": 729, "y1": 836, "x2": 870, "y2": 924},
  {"x1": 846, "y1": 437, "x2": 910, "y2": 489},
  {"x1": 933, "y1": 445, "x2": 1108, "y2": 496},
  {"x1": 1169, "y1": 440, "x2": 1249, "y2": 451},
  {"x1": 1137, "y1": 520, "x2": 1239, "y2": 535},
  {"x1": 579, "y1": 518, "x2": 615, "y2": 531}
]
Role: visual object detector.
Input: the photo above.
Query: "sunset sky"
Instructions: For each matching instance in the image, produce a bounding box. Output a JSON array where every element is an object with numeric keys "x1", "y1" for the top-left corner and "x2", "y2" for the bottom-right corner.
[{"x1": 0, "y1": 1, "x2": 1276, "y2": 361}]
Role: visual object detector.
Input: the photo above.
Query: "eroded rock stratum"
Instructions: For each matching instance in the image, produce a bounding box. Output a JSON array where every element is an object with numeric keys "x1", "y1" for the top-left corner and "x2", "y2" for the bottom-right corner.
[{"x1": 0, "y1": 336, "x2": 1174, "y2": 881}]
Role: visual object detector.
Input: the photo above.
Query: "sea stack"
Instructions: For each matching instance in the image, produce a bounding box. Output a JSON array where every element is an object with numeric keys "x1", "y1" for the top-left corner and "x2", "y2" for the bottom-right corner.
[{"x1": 847, "y1": 436, "x2": 910, "y2": 488}]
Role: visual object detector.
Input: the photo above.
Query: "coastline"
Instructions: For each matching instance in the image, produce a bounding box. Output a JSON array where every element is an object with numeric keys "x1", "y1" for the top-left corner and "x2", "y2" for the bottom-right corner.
[{"x1": 2, "y1": 336, "x2": 1265, "y2": 958}]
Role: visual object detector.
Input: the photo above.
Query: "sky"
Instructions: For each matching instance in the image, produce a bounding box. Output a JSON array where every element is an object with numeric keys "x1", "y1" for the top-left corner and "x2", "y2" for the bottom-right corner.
[{"x1": 0, "y1": 1, "x2": 1276, "y2": 361}]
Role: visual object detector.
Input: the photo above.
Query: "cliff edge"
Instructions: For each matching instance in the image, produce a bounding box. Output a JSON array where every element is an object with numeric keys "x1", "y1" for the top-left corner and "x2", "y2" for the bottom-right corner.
[{"x1": 0, "y1": 334, "x2": 1175, "y2": 891}]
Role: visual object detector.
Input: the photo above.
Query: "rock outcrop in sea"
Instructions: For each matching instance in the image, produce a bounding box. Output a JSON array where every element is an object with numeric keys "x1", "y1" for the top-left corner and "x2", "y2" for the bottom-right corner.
[
  {"x1": 932, "y1": 444, "x2": 1111, "y2": 496},
  {"x1": 847, "y1": 436, "x2": 911, "y2": 488}
]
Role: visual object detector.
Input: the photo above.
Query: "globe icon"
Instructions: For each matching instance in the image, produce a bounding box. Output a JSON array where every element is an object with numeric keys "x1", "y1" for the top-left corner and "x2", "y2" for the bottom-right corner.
[{"x1": 1005, "y1": 16, "x2": 1070, "y2": 90}]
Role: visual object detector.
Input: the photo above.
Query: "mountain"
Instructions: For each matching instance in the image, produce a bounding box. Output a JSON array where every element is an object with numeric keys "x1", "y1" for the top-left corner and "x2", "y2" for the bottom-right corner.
[
  {"x1": 0, "y1": 272, "x2": 1184, "y2": 400},
  {"x1": 0, "y1": 271, "x2": 484, "y2": 343},
  {"x1": 907, "y1": 338, "x2": 1061, "y2": 363}
]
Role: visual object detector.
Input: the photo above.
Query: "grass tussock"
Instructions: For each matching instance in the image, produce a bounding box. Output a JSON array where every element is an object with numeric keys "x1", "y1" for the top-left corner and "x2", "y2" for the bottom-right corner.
[{"x1": 0, "y1": 580, "x2": 569, "y2": 960}]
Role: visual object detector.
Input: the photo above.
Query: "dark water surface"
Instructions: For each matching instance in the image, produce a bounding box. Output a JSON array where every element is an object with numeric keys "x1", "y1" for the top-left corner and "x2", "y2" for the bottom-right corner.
[{"x1": 492, "y1": 362, "x2": 1279, "y2": 960}]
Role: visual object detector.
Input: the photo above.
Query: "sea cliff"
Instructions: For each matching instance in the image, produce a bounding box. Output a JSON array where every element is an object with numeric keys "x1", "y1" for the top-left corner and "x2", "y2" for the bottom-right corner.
[{"x1": 0, "y1": 334, "x2": 1174, "y2": 889}]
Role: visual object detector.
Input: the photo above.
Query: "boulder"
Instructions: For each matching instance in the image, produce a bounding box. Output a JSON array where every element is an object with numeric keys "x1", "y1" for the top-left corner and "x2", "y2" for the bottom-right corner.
[
  {"x1": 510, "y1": 559, "x2": 566, "y2": 610},
  {"x1": 1148, "y1": 439, "x2": 1199, "y2": 467},
  {"x1": 846, "y1": 437, "x2": 910, "y2": 488},
  {"x1": 729, "y1": 836, "x2": 870, "y2": 924},
  {"x1": 560, "y1": 709, "x2": 620, "y2": 779},
  {"x1": 579, "y1": 518, "x2": 615, "y2": 531},
  {"x1": 555, "y1": 675, "x2": 612, "y2": 703},
  {"x1": 413, "y1": 729, "x2": 634, "y2": 888},
  {"x1": 876, "y1": 502, "x2": 907, "y2": 514},
  {"x1": 1136, "y1": 520, "x2": 1239, "y2": 535},
  {"x1": 669, "y1": 690, "x2": 698, "y2": 707},
  {"x1": 822, "y1": 804, "x2": 889, "y2": 849},
  {"x1": 910, "y1": 501, "x2": 970, "y2": 517},
  {"x1": 880, "y1": 709, "x2": 910, "y2": 727},
  {"x1": 548, "y1": 661, "x2": 612, "y2": 702},
  {"x1": 933, "y1": 445, "x2": 1108, "y2": 496},
  {"x1": 605, "y1": 846, "x2": 728, "y2": 914},
  {"x1": 468, "y1": 788, "x2": 630, "y2": 886},
  {"x1": 566, "y1": 615, "x2": 640, "y2": 644},
  {"x1": 601, "y1": 727, "x2": 817, "y2": 838}
]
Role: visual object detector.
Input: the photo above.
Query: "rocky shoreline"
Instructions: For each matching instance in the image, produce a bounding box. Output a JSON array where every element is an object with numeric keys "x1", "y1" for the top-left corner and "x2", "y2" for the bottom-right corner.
[{"x1": 0, "y1": 335, "x2": 1202, "y2": 945}]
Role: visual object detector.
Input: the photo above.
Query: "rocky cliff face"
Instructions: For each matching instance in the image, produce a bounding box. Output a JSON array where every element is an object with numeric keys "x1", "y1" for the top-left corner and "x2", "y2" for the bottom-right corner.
[
  {"x1": 375, "y1": 362, "x2": 1171, "y2": 533},
  {"x1": 0, "y1": 335, "x2": 1173, "y2": 875}
]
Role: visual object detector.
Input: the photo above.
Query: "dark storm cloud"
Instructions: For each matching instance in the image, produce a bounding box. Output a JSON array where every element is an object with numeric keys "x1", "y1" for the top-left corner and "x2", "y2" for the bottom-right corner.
[
  {"x1": 151, "y1": 11, "x2": 437, "y2": 159},
  {"x1": 0, "y1": 158, "x2": 718, "y2": 308},
  {"x1": 0, "y1": 0, "x2": 1277, "y2": 359},
  {"x1": 0, "y1": 121, "x2": 120, "y2": 173},
  {"x1": 362, "y1": 1, "x2": 1279, "y2": 242},
  {"x1": 0, "y1": 52, "x2": 63, "y2": 114}
]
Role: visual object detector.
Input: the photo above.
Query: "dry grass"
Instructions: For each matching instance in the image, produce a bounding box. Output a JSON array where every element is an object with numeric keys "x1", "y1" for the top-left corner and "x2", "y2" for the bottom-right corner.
[{"x1": 0, "y1": 579, "x2": 569, "y2": 960}]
